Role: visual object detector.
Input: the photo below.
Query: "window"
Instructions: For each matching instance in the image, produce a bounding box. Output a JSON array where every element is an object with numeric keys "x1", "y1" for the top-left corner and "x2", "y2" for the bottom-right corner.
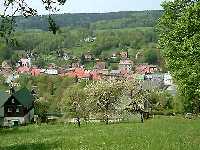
[
  {"x1": 12, "y1": 99, "x2": 15, "y2": 104},
  {"x1": 16, "y1": 108, "x2": 20, "y2": 113},
  {"x1": 8, "y1": 108, "x2": 12, "y2": 113}
]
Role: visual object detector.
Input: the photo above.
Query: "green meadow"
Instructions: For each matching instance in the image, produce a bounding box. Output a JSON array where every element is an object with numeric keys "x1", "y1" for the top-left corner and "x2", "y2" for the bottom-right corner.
[{"x1": 0, "y1": 116, "x2": 200, "y2": 150}]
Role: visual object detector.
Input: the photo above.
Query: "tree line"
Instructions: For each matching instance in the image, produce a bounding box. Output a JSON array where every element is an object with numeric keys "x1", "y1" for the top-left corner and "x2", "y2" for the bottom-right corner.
[{"x1": 14, "y1": 10, "x2": 163, "y2": 31}]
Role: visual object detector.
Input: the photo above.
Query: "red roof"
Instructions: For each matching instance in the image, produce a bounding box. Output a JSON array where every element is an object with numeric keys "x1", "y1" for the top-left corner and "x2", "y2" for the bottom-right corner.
[
  {"x1": 17, "y1": 66, "x2": 30, "y2": 73},
  {"x1": 31, "y1": 68, "x2": 42, "y2": 76},
  {"x1": 90, "y1": 71, "x2": 101, "y2": 80},
  {"x1": 63, "y1": 68, "x2": 101, "y2": 80},
  {"x1": 136, "y1": 65, "x2": 158, "y2": 74}
]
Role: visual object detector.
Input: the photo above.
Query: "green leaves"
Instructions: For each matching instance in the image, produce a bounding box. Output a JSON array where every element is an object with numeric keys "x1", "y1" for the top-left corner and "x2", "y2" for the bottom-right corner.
[
  {"x1": 48, "y1": 16, "x2": 59, "y2": 34},
  {"x1": 157, "y1": 0, "x2": 200, "y2": 113}
]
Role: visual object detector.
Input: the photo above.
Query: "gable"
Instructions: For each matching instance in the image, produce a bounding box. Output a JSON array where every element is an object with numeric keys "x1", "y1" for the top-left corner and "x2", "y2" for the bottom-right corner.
[{"x1": 4, "y1": 96, "x2": 21, "y2": 106}]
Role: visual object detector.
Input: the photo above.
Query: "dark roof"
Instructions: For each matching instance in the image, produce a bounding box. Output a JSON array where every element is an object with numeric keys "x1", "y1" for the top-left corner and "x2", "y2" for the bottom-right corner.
[
  {"x1": 0, "y1": 91, "x2": 10, "y2": 107},
  {"x1": 0, "y1": 91, "x2": 10, "y2": 117},
  {"x1": 13, "y1": 88, "x2": 34, "y2": 109}
]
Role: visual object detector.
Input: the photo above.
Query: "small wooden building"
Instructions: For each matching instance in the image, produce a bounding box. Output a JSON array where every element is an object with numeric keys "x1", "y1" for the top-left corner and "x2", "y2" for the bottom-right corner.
[{"x1": 1, "y1": 88, "x2": 35, "y2": 127}]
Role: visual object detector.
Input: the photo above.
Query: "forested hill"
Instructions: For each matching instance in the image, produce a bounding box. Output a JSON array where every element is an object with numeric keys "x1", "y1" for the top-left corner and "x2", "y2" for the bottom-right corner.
[{"x1": 15, "y1": 10, "x2": 163, "y2": 30}]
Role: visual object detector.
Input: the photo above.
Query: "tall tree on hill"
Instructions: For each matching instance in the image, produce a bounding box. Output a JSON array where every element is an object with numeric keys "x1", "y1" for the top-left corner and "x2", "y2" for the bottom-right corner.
[{"x1": 157, "y1": 0, "x2": 200, "y2": 113}]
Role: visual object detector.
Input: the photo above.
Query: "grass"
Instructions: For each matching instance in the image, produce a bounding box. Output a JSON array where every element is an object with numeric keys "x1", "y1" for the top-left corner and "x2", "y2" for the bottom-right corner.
[{"x1": 0, "y1": 116, "x2": 200, "y2": 150}]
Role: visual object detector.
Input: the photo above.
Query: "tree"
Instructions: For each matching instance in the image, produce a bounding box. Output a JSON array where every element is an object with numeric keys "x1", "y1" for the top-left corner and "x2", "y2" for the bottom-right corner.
[
  {"x1": 144, "y1": 49, "x2": 159, "y2": 65},
  {"x1": 124, "y1": 80, "x2": 148, "y2": 122},
  {"x1": 60, "y1": 85, "x2": 88, "y2": 127},
  {"x1": 0, "y1": 43, "x2": 12, "y2": 62},
  {"x1": 157, "y1": 0, "x2": 200, "y2": 113},
  {"x1": 0, "y1": 0, "x2": 67, "y2": 44},
  {"x1": 86, "y1": 80, "x2": 124, "y2": 124}
]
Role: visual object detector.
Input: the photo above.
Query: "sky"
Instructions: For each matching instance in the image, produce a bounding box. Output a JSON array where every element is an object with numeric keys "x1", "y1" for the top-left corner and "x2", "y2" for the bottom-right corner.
[
  {"x1": 0, "y1": 0, "x2": 164, "y2": 15},
  {"x1": 29, "y1": 0, "x2": 164, "y2": 14}
]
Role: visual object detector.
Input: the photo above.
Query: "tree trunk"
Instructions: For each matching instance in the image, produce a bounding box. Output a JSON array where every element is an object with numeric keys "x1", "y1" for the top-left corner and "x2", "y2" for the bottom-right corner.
[
  {"x1": 77, "y1": 117, "x2": 80, "y2": 127},
  {"x1": 140, "y1": 111, "x2": 144, "y2": 123},
  {"x1": 105, "y1": 114, "x2": 109, "y2": 125}
]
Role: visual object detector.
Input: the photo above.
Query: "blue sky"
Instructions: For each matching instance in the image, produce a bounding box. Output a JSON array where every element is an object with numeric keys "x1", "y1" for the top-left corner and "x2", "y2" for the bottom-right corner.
[{"x1": 30, "y1": 0, "x2": 164, "y2": 14}]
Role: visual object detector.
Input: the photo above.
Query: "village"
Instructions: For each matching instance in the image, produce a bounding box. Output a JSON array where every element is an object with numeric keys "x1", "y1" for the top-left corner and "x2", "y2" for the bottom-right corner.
[
  {"x1": 1, "y1": 50, "x2": 175, "y2": 88},
  {"x1": 0, "y1": 49, "x2": 176, "y2": 127},
  {"x1": 1, "y1": 0, "x2": 200, "y2": 149}
]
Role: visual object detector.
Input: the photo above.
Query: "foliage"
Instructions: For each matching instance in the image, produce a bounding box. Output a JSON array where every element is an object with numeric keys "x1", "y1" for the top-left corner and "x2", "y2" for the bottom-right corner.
[
  {"x1": 14, "y1": 10, "x2": 163, "y2": 31},
  {"x1": 157, "y1": 0, "x2": 200, "y2": 113},
  {"x1": 0, "y1": 43, "x2": 12, "y2": 63},
  {"x1": 144, "y1": 49, "x2": 159, "y2": 65},
  {"x1": 86, "y1": 80, "x2": 125, "y2": 124},
  {"x1": 0, "y1": 0, "x2": 67, "y2": 38},
  {"x1": 60, "y1": 84, "x2": 88, "y2": 126}
]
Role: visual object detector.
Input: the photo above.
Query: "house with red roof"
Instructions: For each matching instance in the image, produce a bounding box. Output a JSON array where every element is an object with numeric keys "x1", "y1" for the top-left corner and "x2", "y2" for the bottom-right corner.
[
  {"x1": 31, "y1": 67, "x2": 42, "y2": 76},
  {"x1": 136, "y1": 64, "x2": 158, "y2": 74},
  {"x1": 17, "y1": 66, "x2": 30, "y2": 74},
  {"x1": 119, "y1": 60, "x2": 133, "y2": 74},
  {"x1": 64, "y1": 68, "x2": 92, "y2": 80},
  {"x1": 90, "y1": 70, "x2": 101, "y2": 80}
]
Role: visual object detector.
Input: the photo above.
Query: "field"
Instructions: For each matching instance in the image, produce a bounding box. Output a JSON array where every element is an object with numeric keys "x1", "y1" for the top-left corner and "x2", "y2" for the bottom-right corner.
[{"x1": 0, "y1": 116, "x2": 200, "y2": 150}]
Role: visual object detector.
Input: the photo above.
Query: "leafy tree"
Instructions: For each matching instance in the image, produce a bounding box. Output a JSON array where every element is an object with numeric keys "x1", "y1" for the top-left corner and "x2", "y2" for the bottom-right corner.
[
  {"x1": 34, "y1": 98, "x2": 50, "y2": 122},
  {"x1": 144, "y1": 49, "x2": 159, "y2": 65},
  {"x1": 0, "y1": 43, "x2": 12, "y2": 62},
  {"x1": 60, "y1": 85, "x2": 88, "y2": 127},
  {"x1": 157, "y1": 0, "x2": 200, "y2": 113},
  {"x1": 86, "y1": 80, "x2": 124, "y2": 124},
  {"x1": 80, "y1": 54, "x2": 86, "y2": 65},
  {"x1": 124, "y1": 80, "x2": 148, "y2": 122}
]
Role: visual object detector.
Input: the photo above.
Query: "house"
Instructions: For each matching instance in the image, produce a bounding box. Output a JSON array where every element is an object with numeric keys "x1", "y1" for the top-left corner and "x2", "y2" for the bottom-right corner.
[
  {"x1": 104, "y1": 70, "x2": 122, "y2": 80},
  {"x1": 18, "y1": 58, "x2": 31, "y2": 67},
  {"x1": 63, "y1": 53, "x2": 70, "y2": 60},
  {"x1": 2, "y1": 88, "x2": 35, "y2": 127},
  {"x1": 95, "y1": 60, "x2": 106, "y2": 70},
  {"x1": 135, "y1": 51, "x2": 144, "y2": 61},
  {"x1": 31, "y1": 67, "x2": 42, "y2": 76},
  {"x1": 119, "y1": 60, "x2": 133, "y2": 73},
  {"x1": 84, "y1": 51, "x2": 93, "y2": 61},
  {"x1": 111, "y1": 53, "x2": 117, "y2": 59},
  {"x1": 71, "y1": 62, "x2": 81, "y2": 68},
  {"x1": 17, "y1": 66, "x2": 30, "y2": 74},
  {"x1": 145, "y1": 73, "x2": 164, "y2": 82},
  {"x1": 64, "y1": 68, "x2": 92, "y2": 80},
  {"x1": 0, "y1": 91, "x2": 10, "y2": 126},
  {"x1": 44, "y1": 69, "x2": 58, "y2": 75},
  {"x1": 120, "y1": 51, "x2": 128, "y2": 59},
  {"x1": 90, "y1": 71, "x2": 101, "y2": 80},
  {"x1": 136, "y1": 64, "x2": 158, "y2": 74},
  {"x1": 1, "y1": 61, "x2": 12, "y2": 69},
  {"x1": 1, "y1": 61, "x2": 12, "y2": 76},
  {"x1": 48, "y1": 63, "x2": 56, "y2": 69}
]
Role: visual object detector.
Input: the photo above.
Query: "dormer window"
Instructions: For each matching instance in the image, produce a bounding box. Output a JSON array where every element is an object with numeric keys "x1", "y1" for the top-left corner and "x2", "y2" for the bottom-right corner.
[{"x1": 8, "y1": 108, "x2": 12, "y2": 113}]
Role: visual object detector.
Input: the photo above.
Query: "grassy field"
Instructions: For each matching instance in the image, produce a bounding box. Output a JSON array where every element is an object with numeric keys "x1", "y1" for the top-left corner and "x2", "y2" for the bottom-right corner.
[{"x1": 0, "y1": 116, "x2": 200, "y2": 150}]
